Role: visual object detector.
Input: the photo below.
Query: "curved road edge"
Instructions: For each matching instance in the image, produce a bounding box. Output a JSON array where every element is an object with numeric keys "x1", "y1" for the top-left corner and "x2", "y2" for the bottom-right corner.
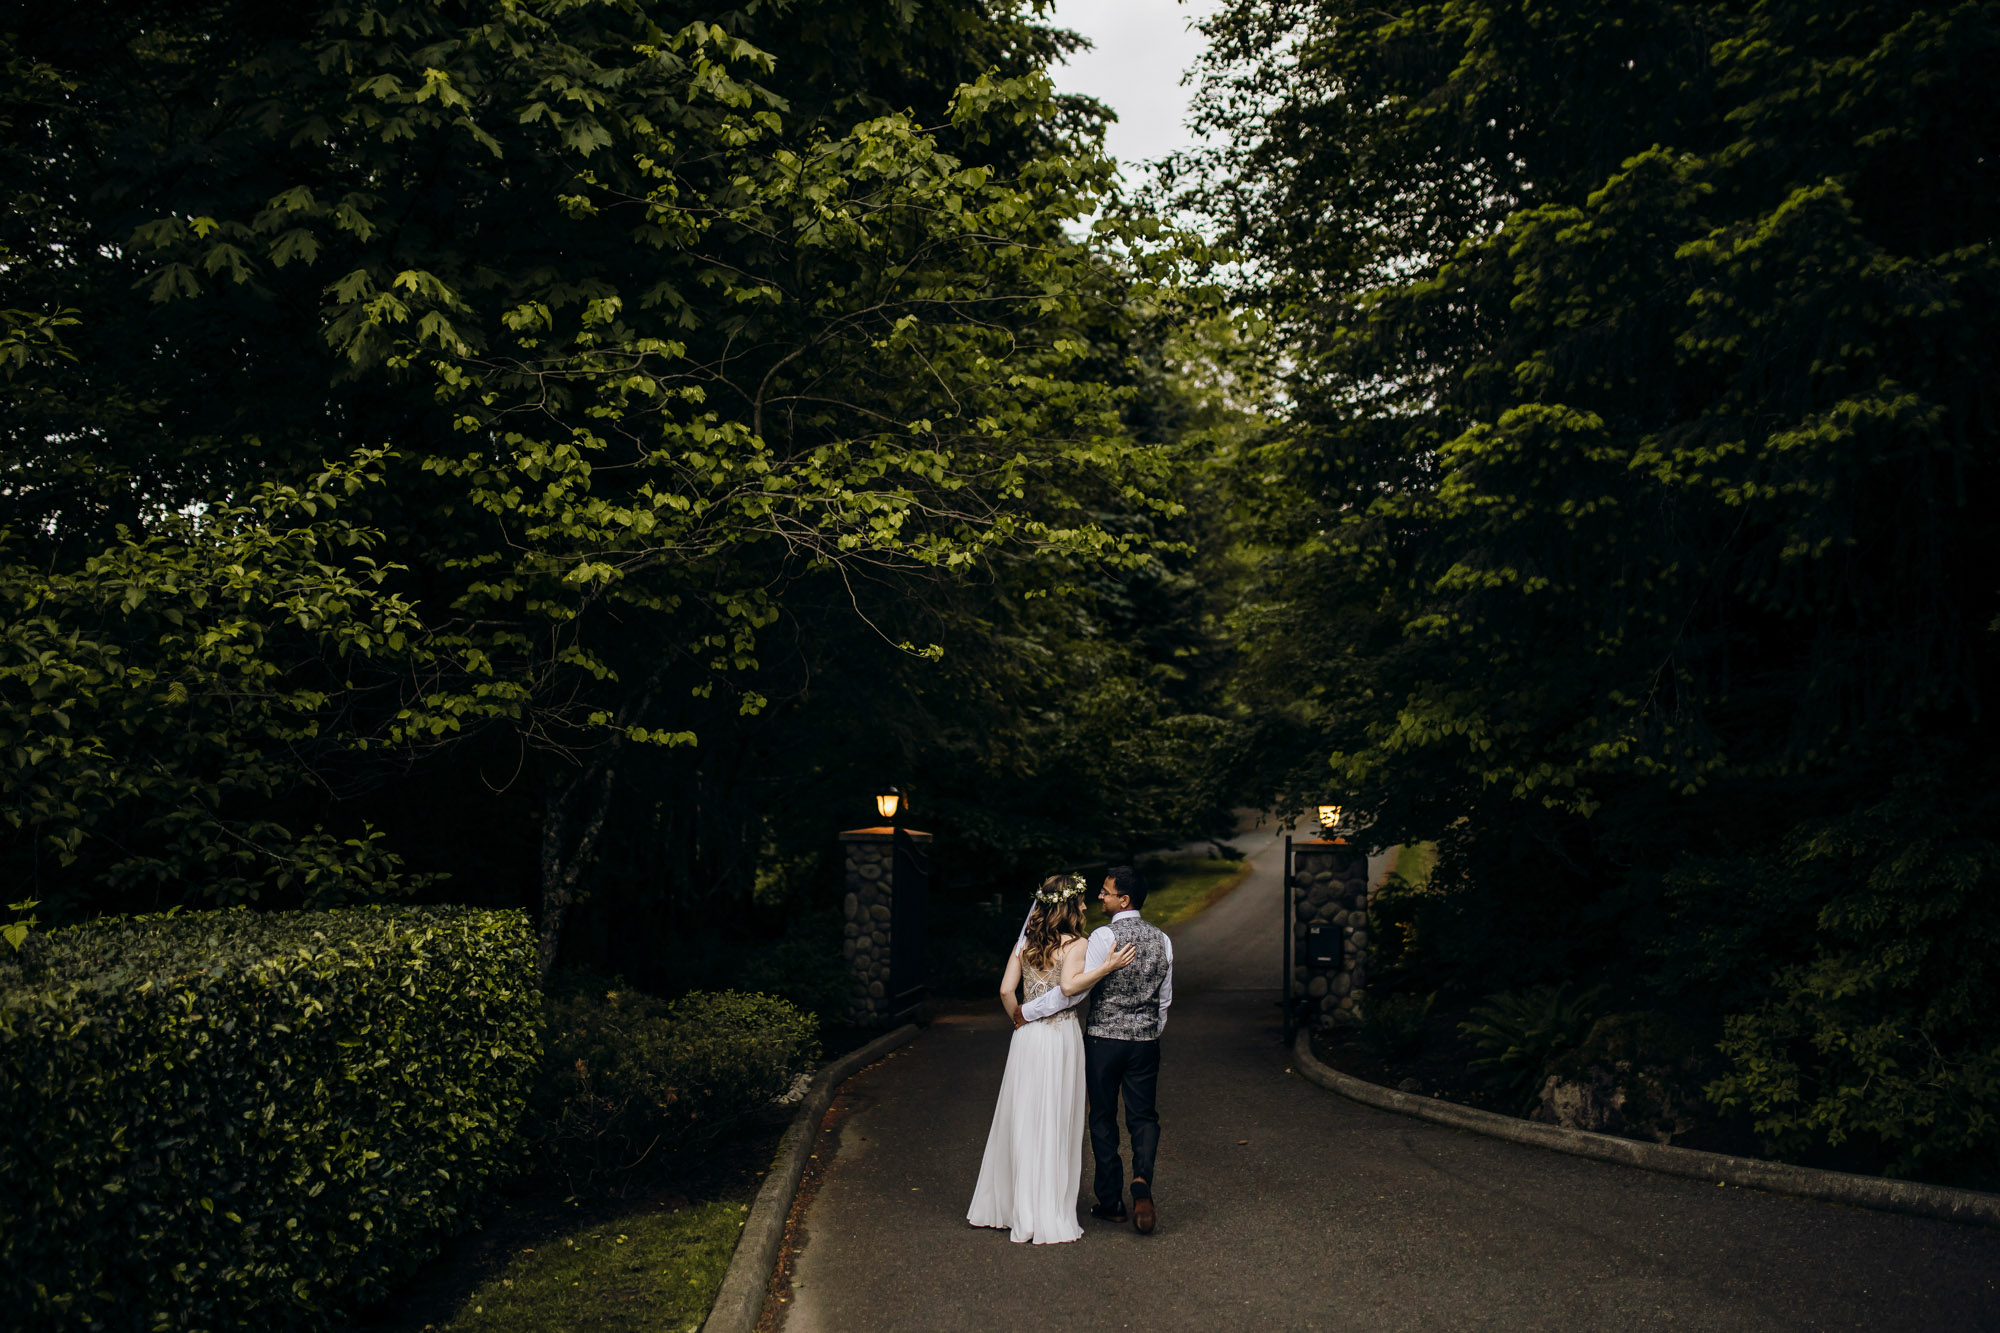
[
  {"x1": 1292, "y1": 1027, "x2": 2000, "y2": 1230},
  {"x1": 705, "y1": 1023, "x2": 922, "y2": 1333}
]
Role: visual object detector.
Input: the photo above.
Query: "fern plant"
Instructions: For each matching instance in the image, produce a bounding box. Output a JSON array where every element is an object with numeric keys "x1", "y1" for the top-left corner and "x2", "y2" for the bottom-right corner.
[{"x1": 1460, "y1": 983, "x2": 1606, "y2": 1112}]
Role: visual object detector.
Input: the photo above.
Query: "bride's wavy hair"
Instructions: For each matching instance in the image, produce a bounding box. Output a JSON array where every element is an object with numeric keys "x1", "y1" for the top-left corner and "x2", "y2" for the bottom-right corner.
[{"x1": 1022, "y1": 875, "x2": 1087, "y2": 973}]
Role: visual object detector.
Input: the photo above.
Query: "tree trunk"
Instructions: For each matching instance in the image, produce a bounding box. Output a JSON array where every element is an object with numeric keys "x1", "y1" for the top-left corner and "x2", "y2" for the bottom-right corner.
[
  {"x1": 533, "y1": 671, "x2": 666, "y2": 984},
  {"x1": 537, "y1": 751, "x2": 621, "y2": 983}
]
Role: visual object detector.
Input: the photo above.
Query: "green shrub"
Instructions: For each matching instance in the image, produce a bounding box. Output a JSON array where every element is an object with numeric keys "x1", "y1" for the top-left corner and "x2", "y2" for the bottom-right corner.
[
  {"x1": 532, "y1": 981, "x2": 818, "y2": 1193},
  {"x1": 1700, "y1": 790, "x2": 2000, "y2": 1186},
  {"x1": 1363, "y1": 990, "x2": 1435, "y2": 1062},
  {"x1": 0, "y1": 905, "x2": 540, "y2": 1331},
  {"x1": 1367, "y1": 843, "x2": 1437, "y2": 973},
  {"x1": 725, "y1": 911, "x2": 851, "y2": 1020},
  {"x1": 1460, "y1": 983, "x2": 1606, "y2": 1112}
]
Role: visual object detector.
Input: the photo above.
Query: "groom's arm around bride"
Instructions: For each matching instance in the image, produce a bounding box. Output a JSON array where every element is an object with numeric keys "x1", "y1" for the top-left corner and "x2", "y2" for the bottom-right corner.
[
  {"x1": 1018, "y1": 928, "x2": 1155, "y2": 1024},
  {"x1": 1010, "y1": 930, "x2": 1135, "y2": 1027}
]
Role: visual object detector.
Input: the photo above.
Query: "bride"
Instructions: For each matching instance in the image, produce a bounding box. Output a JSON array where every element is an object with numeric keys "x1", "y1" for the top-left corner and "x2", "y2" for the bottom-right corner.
[{"x1": 966, "y1": 873, "x2": 1135, "y2": 1243}]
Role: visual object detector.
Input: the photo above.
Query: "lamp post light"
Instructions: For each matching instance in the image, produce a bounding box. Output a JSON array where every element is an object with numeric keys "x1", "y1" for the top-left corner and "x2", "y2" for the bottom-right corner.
[
  {"x1": 1316, "y1": 801, "x2": 1347, "y2": 841},
  {"x1": 840, "y1": 785, "x2": 930, "y2": 1027},
  {"x1": 1283, "y1": 797, "x2": 1371, "y2": 1042}
]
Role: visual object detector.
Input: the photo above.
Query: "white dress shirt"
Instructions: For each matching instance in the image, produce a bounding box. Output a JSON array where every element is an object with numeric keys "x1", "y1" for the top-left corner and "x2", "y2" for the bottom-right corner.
[{"x1": 1016, "y1": 910, "x2": 1173, "y2": 1028}]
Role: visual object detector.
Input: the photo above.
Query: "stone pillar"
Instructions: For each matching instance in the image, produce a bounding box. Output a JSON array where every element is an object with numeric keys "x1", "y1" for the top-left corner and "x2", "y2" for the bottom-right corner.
[
  {"x1": 1291, "y1": 840, "x2": 1372, "y2": 1030},
  {"x1": 838, "y1": 826, "x2": 932, "y2": 1026}
]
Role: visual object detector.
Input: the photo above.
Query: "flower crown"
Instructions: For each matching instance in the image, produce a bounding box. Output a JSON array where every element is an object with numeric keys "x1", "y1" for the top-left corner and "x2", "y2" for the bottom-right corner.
[{"x1": 1033, "y1": 873, "x2": 1088, "y2": 907}]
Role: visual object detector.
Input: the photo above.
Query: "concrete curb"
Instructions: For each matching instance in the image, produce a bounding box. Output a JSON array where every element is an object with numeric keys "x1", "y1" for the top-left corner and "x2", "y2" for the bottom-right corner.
[
  {"x1": 704, "y1": 1024, "x2": 922, "y2": 1333},
  {"x1": 1293, "y1": 1029, "x2": 2000, "y2": 1229}
]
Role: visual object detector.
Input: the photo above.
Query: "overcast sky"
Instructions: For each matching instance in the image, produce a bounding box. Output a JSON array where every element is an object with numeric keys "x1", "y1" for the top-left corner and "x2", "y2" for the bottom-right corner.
[{"x1": 1046, "y1": 0, "x2": 1222, "y2": 177}]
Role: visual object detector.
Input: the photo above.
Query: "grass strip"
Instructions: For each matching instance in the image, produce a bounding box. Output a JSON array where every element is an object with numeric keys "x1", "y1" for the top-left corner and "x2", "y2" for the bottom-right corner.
[
  {"x1": 1143, "y1": 856, "x2": 1254, "y2": 930},
  {"x1": 439, "y1": 1199, "x2": 746, "y2": 1333}
]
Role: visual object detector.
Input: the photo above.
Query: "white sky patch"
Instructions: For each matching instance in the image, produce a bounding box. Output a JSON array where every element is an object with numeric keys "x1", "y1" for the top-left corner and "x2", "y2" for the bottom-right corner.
[{"x1": 1047, "y1": 0, "x2": 1222, "y2": 184}]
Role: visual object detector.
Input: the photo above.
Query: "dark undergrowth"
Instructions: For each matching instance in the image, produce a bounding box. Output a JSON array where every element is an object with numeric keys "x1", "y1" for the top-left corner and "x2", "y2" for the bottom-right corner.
[{"x1": 1309, "y1": 999, "x2": 1763, "y2": 1159}]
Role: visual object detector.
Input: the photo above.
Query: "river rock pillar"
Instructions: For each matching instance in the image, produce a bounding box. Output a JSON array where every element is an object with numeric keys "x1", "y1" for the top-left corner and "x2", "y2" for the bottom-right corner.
[
  {"x1": 839, "y1": 825, "x2": 932, "y2": 1026},
  {"x1": 1290, "y1": 839, "x2": 1372, "y2": 1030}
]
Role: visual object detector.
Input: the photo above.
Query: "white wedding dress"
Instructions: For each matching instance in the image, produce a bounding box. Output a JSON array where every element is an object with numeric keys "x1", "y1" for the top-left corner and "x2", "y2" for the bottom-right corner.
[{"x1": 965, "y1": 952, "x2": 1086, "y2": 1244}]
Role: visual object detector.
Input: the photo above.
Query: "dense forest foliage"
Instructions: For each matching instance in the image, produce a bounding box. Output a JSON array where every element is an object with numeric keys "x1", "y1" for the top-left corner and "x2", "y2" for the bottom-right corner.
[
  {"x1": 5, "y1": 0, "x2": 1995, "y2": 1187},
  {"x1": 1179, "y1": 0, "x2": 1999, "y2": 1185},
  {"x1": 2, "y1": 0, "x2": 1242, "y2": 986}
]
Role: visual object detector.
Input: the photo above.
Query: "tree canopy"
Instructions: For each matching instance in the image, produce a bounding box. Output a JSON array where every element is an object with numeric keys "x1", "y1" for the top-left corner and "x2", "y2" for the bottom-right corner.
[
  {"x1": 1180, "y1": 0, "x2": 1999, "y2": 1184},
  {"x1": 3, "y1": 0, "x2": 1232, "y2": 977}
]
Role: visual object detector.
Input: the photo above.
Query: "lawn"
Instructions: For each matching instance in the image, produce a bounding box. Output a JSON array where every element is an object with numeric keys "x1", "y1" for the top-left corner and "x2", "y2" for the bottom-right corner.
[
  {"x1": 434, "y1": 1200, "x2": 745, "y2": 1333},
  {"x1": 1140, "y1": 856, "x2": 1254, "y2": 930}
]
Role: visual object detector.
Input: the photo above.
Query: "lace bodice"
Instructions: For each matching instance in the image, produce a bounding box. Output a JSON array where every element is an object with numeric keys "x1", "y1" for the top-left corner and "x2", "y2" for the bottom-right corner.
[{"x1": 1021, "y1": 962, "x2": 1077, "y2": 1024}]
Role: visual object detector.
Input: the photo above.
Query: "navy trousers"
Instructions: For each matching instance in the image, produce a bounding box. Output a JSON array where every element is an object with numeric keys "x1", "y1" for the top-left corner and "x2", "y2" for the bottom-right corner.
[{"x1": 1084, "y1": 1033, "x2": 1161, "y2": 1206}]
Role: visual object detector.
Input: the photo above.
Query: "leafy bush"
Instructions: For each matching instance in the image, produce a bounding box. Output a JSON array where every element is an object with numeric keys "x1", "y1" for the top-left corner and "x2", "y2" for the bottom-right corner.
[
  {"x1": 1367, "y1": 842, "x2": 1438, "y2": 974},
  {"x1": 716, "y1": 911, "x2": 852, "y2": 1021},
  {"x1": 532, "y1": 981, "x2": 818, "y2": 1193},
  {"x1": 1700, "y1": 790, "x2": 2000, "y2": 1187},
  {"x1": 0, "y1": 906, "x2": 540, "y2": 1331},
  {"x1": 0, "y1": 452, "x2": 444, "y2": 924},
  {"x1": 1363, "y1": 990, "x2": 1435, "y2": 1062},
  {"x1": 1461, "y1": 983, "x2": 1606, "y2": 1113}
]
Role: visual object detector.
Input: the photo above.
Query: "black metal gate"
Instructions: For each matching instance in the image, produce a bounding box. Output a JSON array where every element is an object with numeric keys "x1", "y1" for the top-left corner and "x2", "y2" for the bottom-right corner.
[
  {"x1": 1282, "y1": 835, "x2": 1296, "y2": 1044},
  {"x1": 889, "y1": 826, "x2": 931, "y2": 1010}
]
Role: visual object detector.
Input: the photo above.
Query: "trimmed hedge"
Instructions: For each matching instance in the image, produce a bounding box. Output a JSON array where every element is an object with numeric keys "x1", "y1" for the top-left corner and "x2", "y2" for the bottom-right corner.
[
  {"x1": 0, "y1": 906, "x2": 540, "y2": 1331},
  {"x1": 533, "y1": 981, "x2": 818, "y2": 1192}
]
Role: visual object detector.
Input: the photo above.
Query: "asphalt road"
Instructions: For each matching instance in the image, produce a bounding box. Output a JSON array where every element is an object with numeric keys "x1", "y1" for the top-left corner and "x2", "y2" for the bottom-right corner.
[{"x1": 782, "y1": 829, "x2": 2000, "y2": 1332}]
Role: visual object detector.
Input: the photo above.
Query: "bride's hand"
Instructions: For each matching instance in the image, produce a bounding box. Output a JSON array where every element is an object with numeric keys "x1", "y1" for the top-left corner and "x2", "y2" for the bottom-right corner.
[{"x1": 1106, "y1": 942, "x2": 1137, "y2": 971}]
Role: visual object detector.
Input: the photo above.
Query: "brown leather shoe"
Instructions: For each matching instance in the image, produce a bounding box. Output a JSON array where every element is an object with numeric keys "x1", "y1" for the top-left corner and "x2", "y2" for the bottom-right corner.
[{"x1": 1132, "y1": 1198, "x2": 1156, "y2": 1234}]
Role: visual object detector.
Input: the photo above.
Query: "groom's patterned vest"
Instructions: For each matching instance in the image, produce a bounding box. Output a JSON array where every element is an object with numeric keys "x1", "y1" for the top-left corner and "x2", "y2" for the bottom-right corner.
[{"x1": 1086, "y1": 915, "x2": 1170, "y2": 1041}]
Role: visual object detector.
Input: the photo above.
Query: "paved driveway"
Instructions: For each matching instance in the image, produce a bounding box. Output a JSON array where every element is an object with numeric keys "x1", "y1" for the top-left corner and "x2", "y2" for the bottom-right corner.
[{"x1": 782, "y1": 831, "x2": 2000, "y2": 1331}]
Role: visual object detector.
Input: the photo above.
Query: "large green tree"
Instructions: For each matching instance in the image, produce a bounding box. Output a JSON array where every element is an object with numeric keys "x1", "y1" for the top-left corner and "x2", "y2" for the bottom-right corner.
[
  {"x1": 1184, "y1": 0, "x2": 2000, "y2": 1183},
  {"x1": 3, "y1": 1, "x2": 1207, "y2": 973}
]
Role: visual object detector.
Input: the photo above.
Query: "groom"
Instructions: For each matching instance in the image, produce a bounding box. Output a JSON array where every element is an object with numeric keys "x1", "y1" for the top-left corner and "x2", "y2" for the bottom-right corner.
[{"x1": 1023, "y1": 863, "x2": 1173, "y2": 1233}]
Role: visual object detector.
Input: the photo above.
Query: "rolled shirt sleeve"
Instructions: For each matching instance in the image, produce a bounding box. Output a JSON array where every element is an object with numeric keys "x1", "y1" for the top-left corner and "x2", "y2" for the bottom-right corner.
[
  {"x1": 1018, "y1": 926, "x2": 1112, "y2": 1022},
  {"x1": 1157, "y1": 933, "x2": 1173, "y2": 1031}
]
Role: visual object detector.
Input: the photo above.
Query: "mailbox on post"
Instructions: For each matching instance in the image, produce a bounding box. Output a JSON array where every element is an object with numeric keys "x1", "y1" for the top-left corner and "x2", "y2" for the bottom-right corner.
[{"x1": 1285, "y1": 825, "x2": 1373, "y2": 1044}]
